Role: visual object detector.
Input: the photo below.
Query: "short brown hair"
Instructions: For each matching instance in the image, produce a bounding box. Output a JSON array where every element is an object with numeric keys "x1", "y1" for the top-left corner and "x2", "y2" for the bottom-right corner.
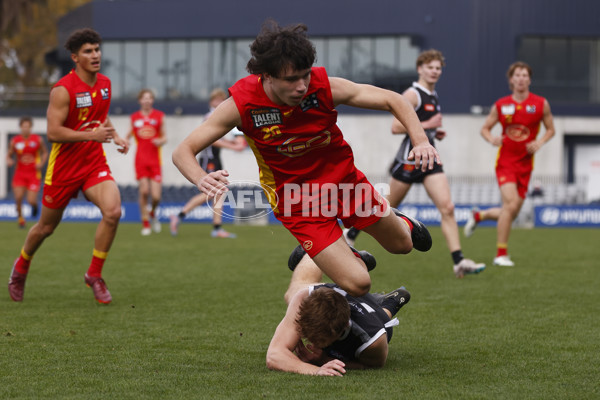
[
  {"x1": 507, "y1": 61, "x2": 532, "y2": 80},
  {"x1": 137, "y1": 89, "x2": 155, "y2": 100},
  {"x1": 19, "y1": 116, "x2": 33, "y2": 127},
  {"x1": 64, "y1": 28, "x2": 102, "y2": 54},
  {"x1": 247, "y1": 20, "x2": 316, "y2": 77},
  {"x1": 295, "y1": 287, "x2": 350, "y2": 348},
  {"x1": 416, "y1": 49, "x2": 445, "y2": 68}
]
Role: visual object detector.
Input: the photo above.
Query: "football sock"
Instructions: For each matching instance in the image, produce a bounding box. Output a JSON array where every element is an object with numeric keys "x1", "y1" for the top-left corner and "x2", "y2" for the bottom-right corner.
[
  {"x1": 14, "y1": 248, "x2": 32, "y2": 274},
  {"x1": 31, "y1": 204, "x2": 38, "y2": 217},
  {"x1": 178, "y1": 211, "x2": 186, "y2": 220},
  {"x1": 87, "y1": 249, "x2": 108, "y2": 277},
  {"x1": 346, "y1": 227, "x2": 361, "y2": 240},
  {"x1": 149, "y1": 210, "x2": 155, "y2": 219},
  {"x1": 451, "y1": 250, "x2": 464, "y2": 265},
  {"x1": 496, "y1": 244, "x2": 508, "y2": 257},
  {"x1": 213, "y1": 224, "x2": 221, "y2": 231},
  {"x1": 474, "y1": 211, "x2": 482, "y2": 223},
  {"x1": 142, "y1": 219, "x2": 150, "y2": 229}
]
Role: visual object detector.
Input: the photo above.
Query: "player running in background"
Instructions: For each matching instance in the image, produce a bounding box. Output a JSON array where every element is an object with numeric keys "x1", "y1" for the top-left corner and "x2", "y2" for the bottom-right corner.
[
  {"x1": 464, "y1": 61, "x2": 555, "y2": 267},
  {"x1": 6, "y1": 116, "x2": 48, "y2": 228},
  {"x1": 128, "y1": 89, "x2": 166, "y2": 236},
  {"x1": 173, "y1": 21, "x2": 439, "y2": 298},
  {"x1": 8, "y1": 28, "x2": 129, "y2": 304},
  {"x1": 169, "y1": 89, "x2": 246, "y2": 238},
  {"x1": 266, "y1": 246, "x2": 409, "y2": 376},
  {"x1": 344, "y1": 49, "x2": 485, "y2": 278}
]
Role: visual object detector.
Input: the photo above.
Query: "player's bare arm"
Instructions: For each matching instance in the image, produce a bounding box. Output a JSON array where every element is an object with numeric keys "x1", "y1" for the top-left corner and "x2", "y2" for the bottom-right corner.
[
  {"x1": 47, "y1": 86, "x2": 115, "y2": 144},
  {"x1": 173, "y1": 97, "x2": 241, "y2": 197},
  {"x1": 266, "y1": 289, "x2": 347, "y2": 376},
  {"x1": 526, "y1": 99, "x2": 555, "y2": 154},
  {"x1": 212, "y1": 135, "x2": 246, "y2": 151},
  {"x1": 329, "y1": 77, "x2": 440, "y2": 171},
  {"x1": 6, "y1": 141, "x2": 15, "y2": 167},
  {"x1": 480, "y1": 106, "x2": 502, "y2": 146},
  {"x1": 152, "y1": 126, "x2": 167, "y2": 147}
]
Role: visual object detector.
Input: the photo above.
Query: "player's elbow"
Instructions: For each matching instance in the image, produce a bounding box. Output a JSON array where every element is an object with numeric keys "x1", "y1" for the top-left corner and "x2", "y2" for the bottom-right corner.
[{"x1": 265, "y1": 350, "x2": 282, "y2": 371}]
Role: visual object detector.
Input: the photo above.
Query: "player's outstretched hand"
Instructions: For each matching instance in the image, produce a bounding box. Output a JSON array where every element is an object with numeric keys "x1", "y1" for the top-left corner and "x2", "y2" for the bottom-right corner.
[
  {"x1": 315, "y1": 359, "x2": 346, "y2": 377},
  {"x1": 408, "y1": 141, "x2": 441, "y2": 172},
  {"x1": 198, "y1": 170, "x2": 230, "y2": 197}
]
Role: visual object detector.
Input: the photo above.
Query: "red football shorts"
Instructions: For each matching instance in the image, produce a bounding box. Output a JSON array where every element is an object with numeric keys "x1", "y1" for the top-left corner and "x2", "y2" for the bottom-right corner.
[
  {"x1": 496, "y1": 165, "x2": 532, "y2": 199},
  {"x1": 135, "y1": 163, "x2": 162, "y2": 182},
  {"x1": 277, "y1": 176, "x2": 388, "y2": 258},
  {"x1": 42, "y1": 167, "x2": 115, "y2": 209},
  {"x1": 12, "y1": 171, "x2": 41, "y2": 192}
]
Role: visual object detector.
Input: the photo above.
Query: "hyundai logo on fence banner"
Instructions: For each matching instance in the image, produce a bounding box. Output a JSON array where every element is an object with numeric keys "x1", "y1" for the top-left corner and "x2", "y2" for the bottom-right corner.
[{"x1": 535, "y1": 205, "x2": 600, "y2": 227}]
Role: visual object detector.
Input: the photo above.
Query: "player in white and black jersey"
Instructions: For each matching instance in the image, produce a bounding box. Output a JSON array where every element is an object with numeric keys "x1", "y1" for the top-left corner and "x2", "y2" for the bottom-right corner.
[
  {"x1": 266, "y1": 245, "x2": 409, "y2": 376},
  {"x1": 344, "y1": 49, "x2": 485, "y2": 278}
]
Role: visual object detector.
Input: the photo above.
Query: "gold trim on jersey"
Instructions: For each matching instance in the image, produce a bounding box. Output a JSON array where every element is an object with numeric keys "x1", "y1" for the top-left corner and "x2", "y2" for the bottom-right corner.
[
  {"x1": 45, "y1": 143, "x2": 62, "y2": 185},
  {"x1": 244, "y1": 136, "x2": 279, "y2": 213}
]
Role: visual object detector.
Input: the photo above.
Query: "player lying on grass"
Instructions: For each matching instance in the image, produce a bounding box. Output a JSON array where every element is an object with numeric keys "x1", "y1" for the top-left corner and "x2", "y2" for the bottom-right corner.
[{"x1": 266, "y1": 245, "x2": 409, "y2": 376}]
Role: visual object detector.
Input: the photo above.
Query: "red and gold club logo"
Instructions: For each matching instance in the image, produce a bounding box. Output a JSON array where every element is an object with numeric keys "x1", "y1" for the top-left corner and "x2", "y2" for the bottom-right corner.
[{"x1": 303, "y1": 241, "x2": 313, "y2": 251}]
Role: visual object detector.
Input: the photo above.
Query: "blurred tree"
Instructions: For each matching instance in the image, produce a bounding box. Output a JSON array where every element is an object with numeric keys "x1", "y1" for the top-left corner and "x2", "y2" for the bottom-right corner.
[{"x1": 0, "y1": 0, "x2": 91, "y2": 88}]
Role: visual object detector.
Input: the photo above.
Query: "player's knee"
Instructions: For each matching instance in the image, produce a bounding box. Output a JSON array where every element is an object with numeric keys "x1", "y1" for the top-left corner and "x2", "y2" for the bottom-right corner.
[
  {"x1": 37, "y1": 222, "x2": 57, "y2": 238},
  {"x1": 385, "y1": 239, "x2": 413, "y2": 255},
  {"x1": 103, "y1": 205, "x2": 122, "y2": 224},
  {"x1": 345, "y1": 279, "x2": 371, "y2": 298},
  {"x1": 439, "y1": 201, "x2": 455, "y2": 218}
]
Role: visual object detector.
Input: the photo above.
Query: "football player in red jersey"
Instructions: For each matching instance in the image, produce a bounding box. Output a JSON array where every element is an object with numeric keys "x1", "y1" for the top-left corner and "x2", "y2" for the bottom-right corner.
[
  {"x1": 464, "y1": 62, "x2": 555, "y2": 267},
  {"x1": 128, "y1": 89, "x2": 167, "y2": 236},
  {"x1": 174, "y1": 21, "x2": 440, "y2": 298},
  {"x1": 8, "y1": 28, "x2": 129, "y2": 304},
  {"x1": 6, "y1": 116, "x2": 48, "y2": 228}
]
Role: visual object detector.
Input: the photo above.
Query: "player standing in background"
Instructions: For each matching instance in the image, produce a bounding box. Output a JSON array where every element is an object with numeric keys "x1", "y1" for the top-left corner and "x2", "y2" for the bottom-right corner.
[
  {"x1": 8, "y1": 28, "x2": 129, "y2": 304},
  {"x1": 344, "y1": 49, "x2": 485, "y2": 278},
  {"x1": 173, "y1": 21, "x2": 439, "y2": 298},
  {"x1": 464, "y1": 61, "x2": 555, "y2": 267},
  {"x1": 128, "y1": 89, "x2": 166, "y2": 236},
  {"x1": 169, "y1": 89, "x2": 246, "y2": 238},
  {"x1": 6, "y1": 116, "x2": 49, "y2": 228}
]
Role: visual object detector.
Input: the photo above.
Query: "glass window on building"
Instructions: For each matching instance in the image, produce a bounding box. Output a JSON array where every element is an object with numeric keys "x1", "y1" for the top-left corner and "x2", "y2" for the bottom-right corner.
[
  {"x1": 166, "y1": 41, "x2": 189, "y2": 100},
  {"x1": 101, "y1": 34, "x2": 419, "y2": 102},
  {"x1": 190, "y1": 40, "x2": 212, "y2": 100},
  {"x1": 101, "y1": 42, "x2": 121, "y2": 98},
  {"x1": 145, "y1": 41, "x2": 167, "y2": 99},
  {"x1": 518, "y1": 36, "x2": 600, "y2": 104},
  {"x1": 123, "y1": 41, "x2": 144, "y2": 99}
]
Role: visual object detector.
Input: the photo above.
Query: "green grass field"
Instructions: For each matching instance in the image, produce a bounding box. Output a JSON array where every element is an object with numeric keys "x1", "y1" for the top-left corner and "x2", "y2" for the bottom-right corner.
[{"x1": 1, "y1": 221, "x2": 599, "y2": 399}]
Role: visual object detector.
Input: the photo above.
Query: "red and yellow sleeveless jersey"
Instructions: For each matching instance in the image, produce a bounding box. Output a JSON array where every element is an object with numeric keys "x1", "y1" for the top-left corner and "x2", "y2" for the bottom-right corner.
[
  {"x1": 11, "y1": 134, "x2": 43, "y2": 178},
  {"x1": 495, "y1": 92, "x2": 546, "y2": 170},
  {"x1": 130, "y1": 109, "x2": 164, "y2": 167},
  {"x1": 229, "y1": 67, "x2": 358, "y2": 214},
  {"x1": 45, "y1": 70, "x2": 111, "y2": 186}
]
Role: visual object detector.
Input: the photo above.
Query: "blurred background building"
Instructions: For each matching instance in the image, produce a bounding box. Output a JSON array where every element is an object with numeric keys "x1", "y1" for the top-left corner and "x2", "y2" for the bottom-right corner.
[{"x1": 2, "y1": 0, "x2": 600, "y2": 208}]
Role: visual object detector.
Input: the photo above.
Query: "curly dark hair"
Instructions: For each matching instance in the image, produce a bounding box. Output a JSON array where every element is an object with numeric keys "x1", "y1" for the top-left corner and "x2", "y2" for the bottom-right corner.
[
  {"x1": 246, "y1": 20, "x2": 316, "y2": 77},
  {"x1": 64, "y1": 28, "x2": 102, "y2": 54},
  {"x1": 296, "y1": 287, "x2": 350, "y2": 349}
]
